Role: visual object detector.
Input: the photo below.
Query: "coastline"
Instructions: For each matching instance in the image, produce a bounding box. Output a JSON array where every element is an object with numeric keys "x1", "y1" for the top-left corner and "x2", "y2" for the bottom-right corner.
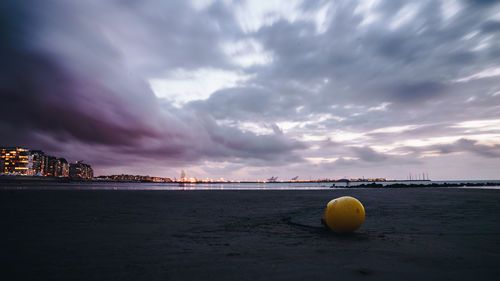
[{"x1": 1, "y1": 175, "x2": 500, "y2": 189}]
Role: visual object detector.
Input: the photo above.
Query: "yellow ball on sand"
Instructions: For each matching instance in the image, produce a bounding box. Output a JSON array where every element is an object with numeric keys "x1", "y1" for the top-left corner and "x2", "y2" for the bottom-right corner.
[{"x1": 323, "y1": 196, "x2": 365, "y2": 233}]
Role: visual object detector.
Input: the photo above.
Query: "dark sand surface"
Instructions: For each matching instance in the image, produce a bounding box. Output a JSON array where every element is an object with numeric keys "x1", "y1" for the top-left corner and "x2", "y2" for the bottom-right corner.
[{"x1": 1, "y1": 188, "x2": 500, "y2": 280}]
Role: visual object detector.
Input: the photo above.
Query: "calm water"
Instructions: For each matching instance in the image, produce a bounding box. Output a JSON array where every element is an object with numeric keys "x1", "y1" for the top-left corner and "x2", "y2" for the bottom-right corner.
[{"x1": 2, "y1": 180, "x2": 500, "y2": 190}]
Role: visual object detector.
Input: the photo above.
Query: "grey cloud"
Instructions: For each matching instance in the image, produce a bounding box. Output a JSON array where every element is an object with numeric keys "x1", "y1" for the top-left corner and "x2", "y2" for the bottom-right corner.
[
  {"x1": 332, "y1": 157, "x2": 357, "y2": 166},
  {"x1": 398, "y1": 138, "x2": 500, "y2": 159},
  {"x1": 270, "y1": 123, "x2": 284, "y2": 135},
  {"x1": 189, "y1": 87, "x2": 276, "y2": 120},
  {"x1": 436, "y1": 139, "x2": 500, "y2": 158},
  {"x1": 445, "y1": 52, "x2": 477, "y2": 65},
  {"x1": 103, "y1": 0, "x2": 239, "y2": 73},
  {"x1": 188, "y1": 86, "x2": 306, "y2": 122},
  {"x1": 467, "y1": 0, "x2": 500, "y2": 6},
  {"x1": 389, "y1": 81, "x2": 446, "y2": 103},
  {"x1": 322, "y1": 152, "x2": 421, "y2": 170},
  {"x1": 455, "y1": 139, "x2": 500, "y2": 158},
  {"x1": 481, "y1": 21, "x2": 500, "y2": 33},
  {"x1": 351, "y1": 146, "x2": 388, "y2": 162}
]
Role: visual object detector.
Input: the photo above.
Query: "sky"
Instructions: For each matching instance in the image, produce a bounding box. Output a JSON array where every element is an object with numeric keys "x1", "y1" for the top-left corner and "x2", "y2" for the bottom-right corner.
[{"x1": 1, "y1": 0, "x2": 500, "y2": 180}]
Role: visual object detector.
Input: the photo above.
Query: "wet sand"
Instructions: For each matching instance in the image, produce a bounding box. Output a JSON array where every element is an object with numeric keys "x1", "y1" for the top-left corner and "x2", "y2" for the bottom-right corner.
[{"x1": 1, "y1": 188, "x2": 500, "y2": 280}]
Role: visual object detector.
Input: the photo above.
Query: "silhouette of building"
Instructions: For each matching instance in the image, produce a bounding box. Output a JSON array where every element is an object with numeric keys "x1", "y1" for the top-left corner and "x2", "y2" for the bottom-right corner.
[
  {"x1": 31, "y1": 150, "x2": 47, "y2": 176},
  {"x1": 45, "y1": 156, "x2": 59, "y2": 177},
  {"x1": 59, "y1": 158, "x2": 69, "y2": 177},
  {"x1": 69, "y1": 161, "x2": 93, "y2": 179}
]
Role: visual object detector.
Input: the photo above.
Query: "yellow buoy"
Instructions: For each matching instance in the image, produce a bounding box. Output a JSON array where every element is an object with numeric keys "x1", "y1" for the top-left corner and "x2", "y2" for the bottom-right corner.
[{"x1": 323, "y1": 196, "x2": 365, "y2": 233}]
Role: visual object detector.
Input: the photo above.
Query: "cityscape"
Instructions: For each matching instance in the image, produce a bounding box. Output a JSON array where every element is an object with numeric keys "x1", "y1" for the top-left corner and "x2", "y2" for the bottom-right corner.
[
  {"x1": 0, "y1": 147, "x2": 93, "y2": 179},
  {"x1": 1, "y1": 146, "x2": 427, "y2": 183}
]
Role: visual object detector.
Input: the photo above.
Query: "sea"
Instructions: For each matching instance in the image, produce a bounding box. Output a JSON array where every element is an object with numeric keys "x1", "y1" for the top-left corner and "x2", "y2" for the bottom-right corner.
[{"x1": 2, "y1": 180, "x2": 500, "y2": 190}]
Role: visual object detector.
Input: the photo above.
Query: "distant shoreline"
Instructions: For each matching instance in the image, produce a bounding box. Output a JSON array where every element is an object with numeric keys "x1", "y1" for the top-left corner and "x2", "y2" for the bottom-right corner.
[
  {"x1": 0, "y1": 175, "x2": 430, "y2": 184},
  {"x1": 1, "y1": 175, "x2": 500, "y2": 188}
]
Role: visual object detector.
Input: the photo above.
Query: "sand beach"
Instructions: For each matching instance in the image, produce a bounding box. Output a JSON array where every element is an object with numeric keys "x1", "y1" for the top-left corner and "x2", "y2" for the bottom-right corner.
[{"x1": 1, "y1": 188, "x2": 500, "y2": 280}]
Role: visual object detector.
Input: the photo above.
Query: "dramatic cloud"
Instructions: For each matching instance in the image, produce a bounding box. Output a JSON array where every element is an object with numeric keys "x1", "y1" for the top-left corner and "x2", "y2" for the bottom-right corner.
[{"x1": 1, "y1": 0, "x2": 499, "y2": 180}]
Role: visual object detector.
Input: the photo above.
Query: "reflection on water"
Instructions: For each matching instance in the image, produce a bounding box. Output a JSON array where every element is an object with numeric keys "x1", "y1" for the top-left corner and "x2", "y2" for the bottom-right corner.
[{"x1": 1, "y1": 180, "x2": 500, "y2": 190}]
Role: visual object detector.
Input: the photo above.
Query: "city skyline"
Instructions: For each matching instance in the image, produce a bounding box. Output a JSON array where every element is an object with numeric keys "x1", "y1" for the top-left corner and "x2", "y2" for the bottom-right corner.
[
  {"x1": 0, "y1": 146, "x2": 93, "y2": 179},
  {"x1": 0, "y1": 145, "x2": 429, "y2": 182},
  {"x1": 1, "y1": 0, "x2": 500, "y2": 180}
]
